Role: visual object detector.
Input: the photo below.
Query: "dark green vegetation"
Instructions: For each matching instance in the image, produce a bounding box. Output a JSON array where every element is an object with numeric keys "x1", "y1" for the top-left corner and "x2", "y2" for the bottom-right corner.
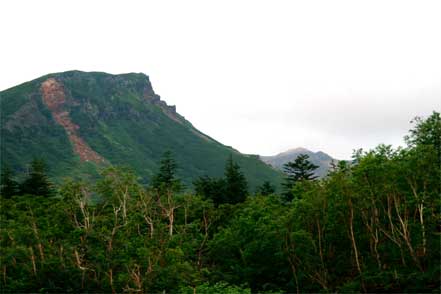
[
  {"x1": 1, "y1": 112, "x2": 440, "y2": 293},
  {"x1": 0, "y1": 166, "x2": 18, "y2": 198},
  {"x1": 1, "y1": 159, "x2": 54, "y2": 200},
  {"x1": 194, "y1": 155, "x2": 248, "y2": 206},
  {"x1": 0, "y1": 70, "x2": 283, "y2": 190},
  {"x1": 282, "y1": 153, "x2": 319, "y2": 200}
]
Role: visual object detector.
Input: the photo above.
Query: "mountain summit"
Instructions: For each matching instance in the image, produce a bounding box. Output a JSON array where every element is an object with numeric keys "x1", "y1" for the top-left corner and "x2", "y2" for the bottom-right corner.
[
  {"x1": 1, "y1": 70, "x2": 282, "y2": 189},
  {"x1": 260, "y1": 148, "x2": 337, "y2": 178}
]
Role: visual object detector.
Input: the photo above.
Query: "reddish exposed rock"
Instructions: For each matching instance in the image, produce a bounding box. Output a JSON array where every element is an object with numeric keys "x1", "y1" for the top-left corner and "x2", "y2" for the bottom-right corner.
[{"x1": 41, "y1": 78, "x2": 105, "y2": 163}]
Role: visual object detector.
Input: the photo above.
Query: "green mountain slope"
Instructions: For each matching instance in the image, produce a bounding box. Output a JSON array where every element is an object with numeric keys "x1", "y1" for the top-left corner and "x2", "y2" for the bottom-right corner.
[{"x1": 1, "y1": 70, "x2": 282, "y2": 190}]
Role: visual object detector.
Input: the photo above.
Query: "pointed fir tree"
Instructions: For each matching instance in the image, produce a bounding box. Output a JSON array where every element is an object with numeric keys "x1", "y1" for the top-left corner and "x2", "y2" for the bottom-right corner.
[
  {"x1": 257, "y1": 181, "x2": 276, "y2": 196},
  {"x1": 282, "y1": 154, "x2": 318, "y2": 200},
  {"x1": 224, "y1": 155, "x2": 248, "y2": 204},
  {"x1": 151, "y1": 151, "x2": 182, "y2": 192},
  {"x1": 193, "y1": 175, "x2": 226, "y2": 205},
  {"x1": 0, "y1": 165, "x2": 19, "y2": 198},
  {"x1": 20, "y1": 158, "x2": 53, "y2": 197}
]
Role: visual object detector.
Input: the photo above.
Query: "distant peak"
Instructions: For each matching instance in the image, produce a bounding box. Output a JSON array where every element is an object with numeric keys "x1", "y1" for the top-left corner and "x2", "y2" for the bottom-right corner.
[
  {"x1": 276, "y1": 147, "x2": 311, "y2": 156},
  {"x1": 287, "y1": 147, "x2": 310, "y2": 153}
]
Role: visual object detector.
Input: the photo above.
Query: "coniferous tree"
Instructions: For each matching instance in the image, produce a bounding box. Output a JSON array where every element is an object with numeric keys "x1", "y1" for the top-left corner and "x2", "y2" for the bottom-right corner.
[
  {"x1": 257, "y1": 181, "x2": 275, "y2": 196},
  {"x1": 224, "y1": 155, "x2": 248, "y2": 204},
  {"x1": 194, "y1": 176, "x2": 226, "y2": 205},
  {"x1": 1, "y1": 112, "x2": 440, "y2": 293},
  {"x1": 152, "y1": 151, "x2": 182, "y2": 192},
  {"x1": 282, "y1": 154, "x2": 318, "y2": 200},
  {"x1": 0, "y1": 165, "x2": 19, "y2": 198},
  {"x1": 20, "y1": 158, "x2": 53, "y2": 196}
]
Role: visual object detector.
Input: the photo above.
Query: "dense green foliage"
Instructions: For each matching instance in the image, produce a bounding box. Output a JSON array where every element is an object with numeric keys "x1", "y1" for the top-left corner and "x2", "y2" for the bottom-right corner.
[
  {"x1": 1, "y1": 159, "x2": 53, "y2": 198},
  {"x1": 151, "y1": 151, "x2": 183, "y2": 193},
  {"x1": 257, "y1": 181, "x2": 276, "y2": 196},
  {"x1": 194, "y1": 156, "x2": 248, "y2": 205},
  {"x1": 0, "y1": 166, "x2": 18, "y2": 198},
  {"x1": 1, "y1": 113, "x2": 440, "y2": 293},
  {"x1": 282, "y1": 154, "x2": 319, "y2": 200},
  {"x1": 194, "y1": 176, "x2": 227, "y2": 205},
  {"x1": 19, "y1": 159, "x2": 53, "y2": 197},
  {"x1": 0, "y1": 71, "x2": 283, "y2": 189},
  {"x1": 222, "y1": 156, "x2": 249, "y2": 204}
]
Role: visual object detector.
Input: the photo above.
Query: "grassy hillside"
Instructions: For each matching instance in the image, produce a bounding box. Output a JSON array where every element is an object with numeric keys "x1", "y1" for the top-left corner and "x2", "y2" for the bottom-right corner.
[{"x1": 1, "y1": 71, "x2": 283, "y2": 190}]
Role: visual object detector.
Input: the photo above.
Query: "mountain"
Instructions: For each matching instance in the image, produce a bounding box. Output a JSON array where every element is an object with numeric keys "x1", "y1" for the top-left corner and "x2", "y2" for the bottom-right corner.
[
  {"x1": 0, "y1": 70, "x2": 283, "y2": 190},
  {"x1": 260, "y1": 147, "x2": 337, "y2": 178}
]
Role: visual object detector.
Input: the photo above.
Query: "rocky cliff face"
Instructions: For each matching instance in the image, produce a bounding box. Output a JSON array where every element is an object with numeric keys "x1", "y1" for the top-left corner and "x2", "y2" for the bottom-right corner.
[{"x1": 1, "y1": 71, "x2": 283, "y2": 189}]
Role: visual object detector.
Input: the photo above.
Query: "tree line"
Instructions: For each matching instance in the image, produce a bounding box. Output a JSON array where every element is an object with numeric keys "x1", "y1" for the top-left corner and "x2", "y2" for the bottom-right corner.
[
  {"x1": 0, "y1": 111, "x2": 440, "y2": 293},
  {"x1": 1, "y1": 158, "x2": 53, "y2": 198}
]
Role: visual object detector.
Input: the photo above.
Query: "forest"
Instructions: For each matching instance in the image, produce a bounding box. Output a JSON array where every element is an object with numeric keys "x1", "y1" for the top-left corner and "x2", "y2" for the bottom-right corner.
[{"x1": 0, "y1": 111, "x2": 440, "y2": 293}]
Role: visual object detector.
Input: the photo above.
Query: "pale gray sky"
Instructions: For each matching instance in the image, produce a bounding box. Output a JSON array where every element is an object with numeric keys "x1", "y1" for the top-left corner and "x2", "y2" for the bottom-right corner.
[{"x1": 1, "y1": 0, "x2": 440, "y2": 159}]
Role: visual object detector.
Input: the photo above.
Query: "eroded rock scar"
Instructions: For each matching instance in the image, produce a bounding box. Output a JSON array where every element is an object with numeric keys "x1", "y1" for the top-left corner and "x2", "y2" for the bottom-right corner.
[{"x1": 41, "y1": 78, "x2": 105, "y2": 163}]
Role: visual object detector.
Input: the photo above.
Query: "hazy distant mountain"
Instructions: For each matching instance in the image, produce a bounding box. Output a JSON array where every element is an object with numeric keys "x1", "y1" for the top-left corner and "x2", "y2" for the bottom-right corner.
[
  {"x1": 260, "y1": 147, "x2": 337, "y2": 178},
  {"x1": 0, "y1": 70, "x2": 283, "y2": 189}
]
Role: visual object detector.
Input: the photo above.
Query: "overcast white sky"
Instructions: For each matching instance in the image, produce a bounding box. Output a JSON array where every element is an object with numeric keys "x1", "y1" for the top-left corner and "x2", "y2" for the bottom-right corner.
[{"x1": 1, "y1": 0, "x2": 440, "y2": 159}]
